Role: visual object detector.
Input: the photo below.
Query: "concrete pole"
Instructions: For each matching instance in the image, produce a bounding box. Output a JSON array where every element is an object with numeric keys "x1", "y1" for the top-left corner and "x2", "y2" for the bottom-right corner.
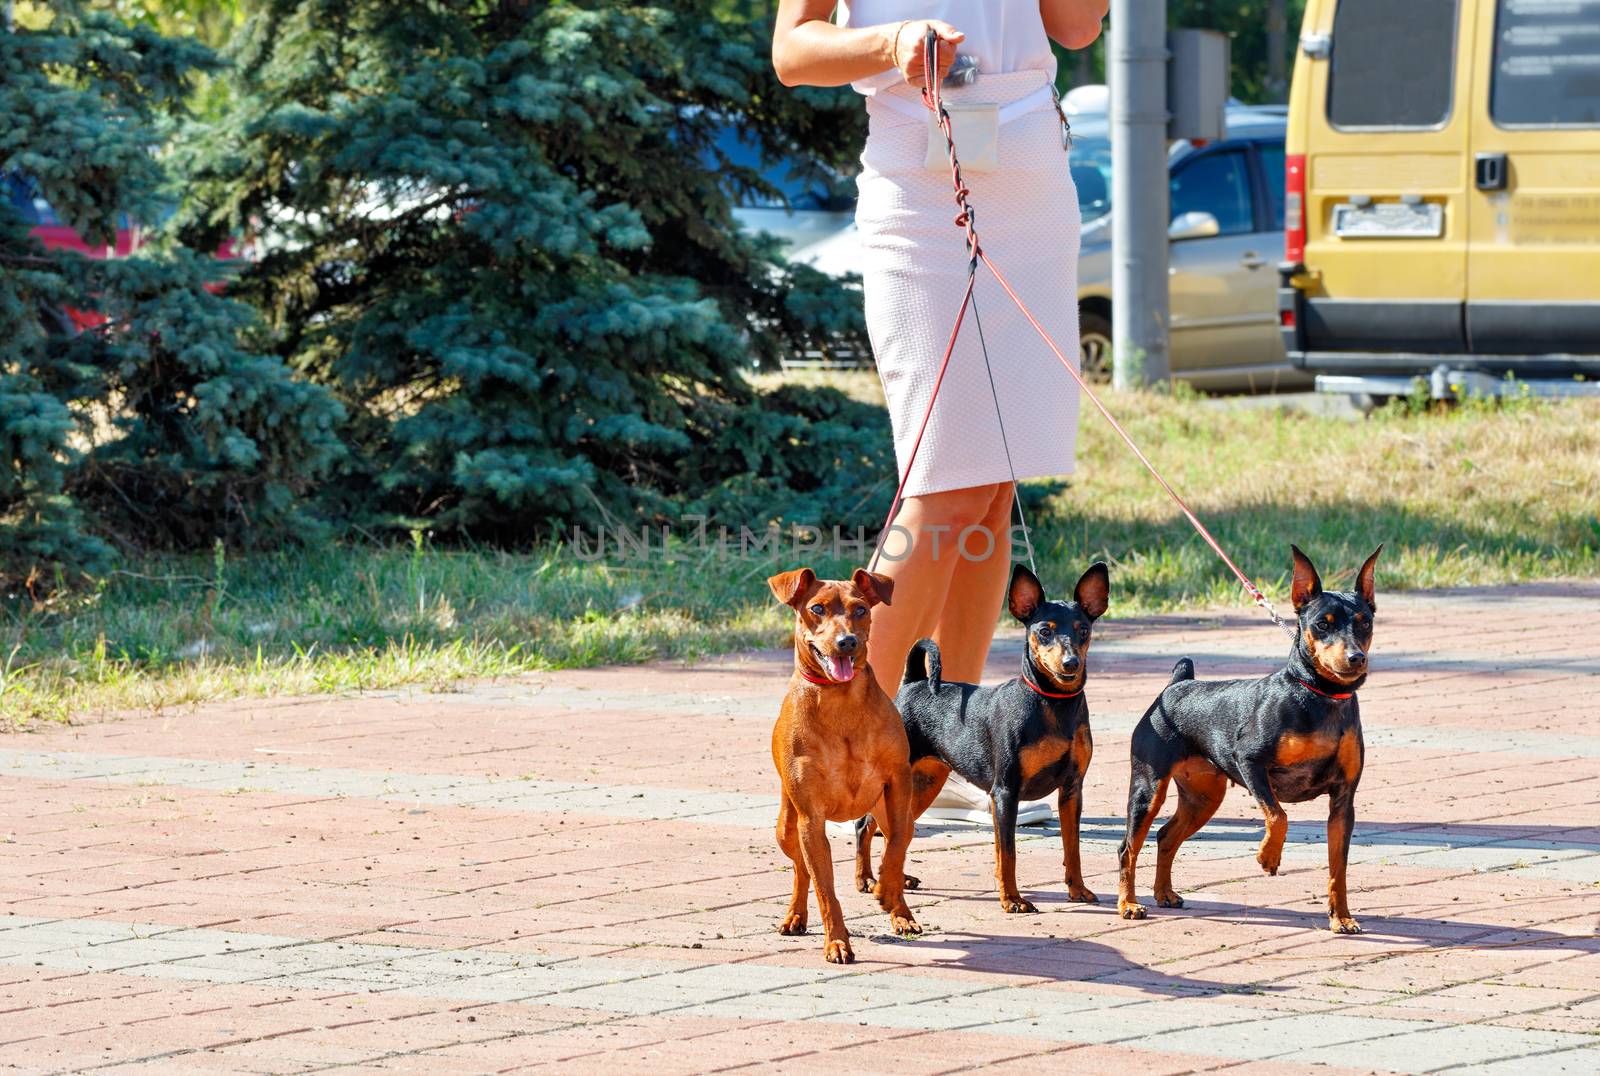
[
  {"x1": 1109, "y1": 0, "x2": 1170, "y2": 388},
  {"x1": 1266, "y1": 0, "x2": 1288, "y2": 101}
]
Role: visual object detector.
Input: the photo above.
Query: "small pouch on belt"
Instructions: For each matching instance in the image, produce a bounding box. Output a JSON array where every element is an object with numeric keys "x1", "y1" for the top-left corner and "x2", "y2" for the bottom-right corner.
[{"x1": 925, "y1": 102, "x2": 999, "y2": 173}]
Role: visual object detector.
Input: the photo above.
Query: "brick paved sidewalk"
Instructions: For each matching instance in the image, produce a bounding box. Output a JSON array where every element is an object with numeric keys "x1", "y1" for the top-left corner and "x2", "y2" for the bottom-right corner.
[{"x1": 2, "y1": 583, "x2": 1597, "y2": 1073}]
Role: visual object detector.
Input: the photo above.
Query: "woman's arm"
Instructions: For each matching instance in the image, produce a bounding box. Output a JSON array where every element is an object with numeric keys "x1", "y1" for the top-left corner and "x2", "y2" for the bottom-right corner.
[
  {"x1": 1041, "y1": 0, "x2": 1109, "y2": 50},
  {"x1": 771, "y1": 0, "x2": 964, "y2": 88}
]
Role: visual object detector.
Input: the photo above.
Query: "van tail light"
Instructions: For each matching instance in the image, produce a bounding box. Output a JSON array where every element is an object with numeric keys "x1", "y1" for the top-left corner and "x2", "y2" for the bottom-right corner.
[{"x1": 1284, "y1": 153, "x2": 1307, "y2": 264}]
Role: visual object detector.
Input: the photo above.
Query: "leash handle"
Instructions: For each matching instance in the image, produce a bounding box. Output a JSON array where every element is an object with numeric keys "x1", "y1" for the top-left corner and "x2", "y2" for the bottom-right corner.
[
  {"x1": 868, "y1": 30, "x2": 1008, "y2": 574},
  {"x1": 920, "y1": 28, "x2": 979, "y2": 258}
]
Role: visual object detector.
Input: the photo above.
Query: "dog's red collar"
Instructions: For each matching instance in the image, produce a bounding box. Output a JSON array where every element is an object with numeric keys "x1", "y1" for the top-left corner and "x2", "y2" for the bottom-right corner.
[
  {"x1": 797, "y1": 668, "x2": 844, "y2": 687},
  {"x1": 1022, "y1": 676, "x2": 1082, "y2": 700},
  {"x1": 1294, "y1": 676, "x2": 1354, "y2": 700}
]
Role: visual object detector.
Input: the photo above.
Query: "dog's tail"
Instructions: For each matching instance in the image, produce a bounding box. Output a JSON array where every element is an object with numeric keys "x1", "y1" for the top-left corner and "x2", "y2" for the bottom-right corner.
[
  {"x1": 1169, "y1": 657, "x2": 1196, "y2": 684},
  {"x1": 902, "y1": 638, "x2": 943, "y2": 691}
]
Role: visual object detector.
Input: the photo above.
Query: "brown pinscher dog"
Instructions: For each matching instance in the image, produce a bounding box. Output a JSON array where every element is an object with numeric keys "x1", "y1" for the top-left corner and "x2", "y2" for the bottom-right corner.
[{"x1": 768, "y1": 567, "x2": 920, "y2": 964}]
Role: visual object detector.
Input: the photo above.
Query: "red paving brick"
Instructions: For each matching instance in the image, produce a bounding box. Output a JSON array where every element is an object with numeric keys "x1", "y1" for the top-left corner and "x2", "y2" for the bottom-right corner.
[{"x1": 1, "y1": 582, "x2": 1597, "y2": 1072}]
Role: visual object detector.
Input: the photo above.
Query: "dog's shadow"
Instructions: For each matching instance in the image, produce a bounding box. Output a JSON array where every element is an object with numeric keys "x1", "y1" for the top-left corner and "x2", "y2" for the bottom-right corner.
[
  {"x1": 855, "y1": 888, "x2": 1594, "y2": 999},
  {"x1": 1116, "y1": 896, "x2": 1600, "y2": 955},
  {"x1": 865, "y1": 926, "x2": 1247, "y2": 996}
]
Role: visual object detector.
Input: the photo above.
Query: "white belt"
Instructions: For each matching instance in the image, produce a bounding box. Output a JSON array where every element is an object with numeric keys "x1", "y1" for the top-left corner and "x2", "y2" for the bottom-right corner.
[{"x1": 868, "y1": 83, "x2": 1056, "y2": 126}]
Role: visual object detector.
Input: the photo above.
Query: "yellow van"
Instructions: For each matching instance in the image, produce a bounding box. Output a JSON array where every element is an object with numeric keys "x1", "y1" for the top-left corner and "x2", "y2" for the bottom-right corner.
[{"x1": 1278, "y1": 0, "x2": 1600, "y2": 398}]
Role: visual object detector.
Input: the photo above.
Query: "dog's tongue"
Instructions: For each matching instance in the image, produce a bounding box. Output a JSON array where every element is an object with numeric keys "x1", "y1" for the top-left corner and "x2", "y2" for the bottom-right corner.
[{"x1": 826, "y1": 655, "x2": 856, "y2": 682}]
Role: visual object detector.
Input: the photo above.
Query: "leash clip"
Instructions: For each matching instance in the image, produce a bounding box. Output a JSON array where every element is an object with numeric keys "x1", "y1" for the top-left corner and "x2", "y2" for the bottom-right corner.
[{"x1": 1049, "y1": 83, "x2": 1072, "y2": 151}]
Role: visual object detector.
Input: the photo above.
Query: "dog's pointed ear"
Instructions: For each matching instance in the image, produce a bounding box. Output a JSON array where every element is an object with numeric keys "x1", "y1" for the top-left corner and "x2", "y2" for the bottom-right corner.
[
  {"x1": 768, "y1": 568, "x2": 816, "y2": 610},
  {"x1": 1356, "y1": 544, "x2": 1382, "y2": 610},
  {"x1": 1007, "y1": 562, "x2": 1045, "y2": 622},
  {"x1": 1290, "y1": 544, "x2": 1322, "y2": 612},
  {"x1": 851, "y1": 568, "x2": 894, "y2": 607},
  {"x1": 1073, "y1": 562, "x2": 1110, "y2": 621}
]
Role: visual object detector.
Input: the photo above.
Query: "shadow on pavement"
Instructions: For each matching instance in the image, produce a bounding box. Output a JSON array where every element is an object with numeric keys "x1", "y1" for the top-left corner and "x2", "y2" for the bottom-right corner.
[
  {"x1": 915, "y1": 816, "x2": 1600, "y2": 852},
  {"x1": 1123, "y1": 898, "x2": 1600, "y2": 953},
  {"x1": 885, "y1": 930, "x2": 1258, "y2": 995}
]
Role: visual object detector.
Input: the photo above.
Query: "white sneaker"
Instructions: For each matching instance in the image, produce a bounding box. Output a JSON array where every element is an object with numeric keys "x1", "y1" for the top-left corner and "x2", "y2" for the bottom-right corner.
[{"x1": 923, "y1": 774, "x2": 1054, "y2": 826}]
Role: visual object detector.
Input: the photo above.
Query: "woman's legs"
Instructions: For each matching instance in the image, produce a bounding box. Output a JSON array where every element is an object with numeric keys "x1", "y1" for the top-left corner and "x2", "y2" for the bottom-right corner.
[
  {"x1": 931, "y1": 484, "x2": 1013, "y2": 683},
  {"x1": 870, "y1": 482, "x2": 1048, "y2": 819},
  {"x1": 868, "y1": 482, "x2": 1009, "y2": 698}
]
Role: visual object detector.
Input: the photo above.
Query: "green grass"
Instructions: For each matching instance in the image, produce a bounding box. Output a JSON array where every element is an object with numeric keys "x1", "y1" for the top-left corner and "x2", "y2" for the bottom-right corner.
[{"x1": 4, "y1": 388, "x2": 1597, "y2": 726}]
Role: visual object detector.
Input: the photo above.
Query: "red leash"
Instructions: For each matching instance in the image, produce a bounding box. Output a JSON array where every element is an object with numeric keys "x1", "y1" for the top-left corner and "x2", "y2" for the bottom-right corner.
[
  {"x1": 977, "y1": 248, "x2": 1296, "y2": 639},
  {"x1": 866, "y1": 265, "x2": 975, "y2": 574},
  {"x1": 869, "y1": 30, "x2": 1297, "y2": 641}
]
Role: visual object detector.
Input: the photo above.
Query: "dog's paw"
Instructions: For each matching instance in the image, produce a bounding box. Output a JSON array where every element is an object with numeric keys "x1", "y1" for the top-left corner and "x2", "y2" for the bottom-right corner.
[
  {"x1": 1118, "y1": 899, "x2": 1148, "y2": 920},
  {"x1": 1154, "y1": 887, "x2": 1184, "y2": 909},
  {"x1": 778, "y1": 913, "x2": 807, "y2": 936},
  {"x1": 824, "y1": 938, "x2": 855, "y2": 964},
  {"x1": 891, "y1": 913, "x2": 922, "y2": 937},
  {"x1": 904, "y1": 874, "x2": 921, "y2": 890},
  {"x1": 1000, "y1": 895, "x2": 1038, "y2": 914},
  {"x1": 1255, "y1": 844, "x2": 1282, "y2": 876},
  {"x1": 1066, "y1": 883, "x2": 1098, "y2": 904},
  {"x1": 1329, "y1": 915, "x2": 1362, "y2": 935},
  {"x1": 854, "y1": 874, "x2": 875, "y2": 894}
]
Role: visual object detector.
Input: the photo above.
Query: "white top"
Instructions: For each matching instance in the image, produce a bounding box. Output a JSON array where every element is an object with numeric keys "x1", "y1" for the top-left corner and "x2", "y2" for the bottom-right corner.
[{"x1": 838, "y1": 1, "x2": 1057, "y2": 95}]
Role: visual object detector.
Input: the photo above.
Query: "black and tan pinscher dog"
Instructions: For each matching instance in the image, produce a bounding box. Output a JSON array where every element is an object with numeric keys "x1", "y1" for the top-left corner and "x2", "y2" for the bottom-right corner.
[
  {"x1": 1117, "y1": 544, "x2": 1381, "y2": 933},
  {"x1": 855, "y1": 562, "x2": 1109, "y2": 913}
]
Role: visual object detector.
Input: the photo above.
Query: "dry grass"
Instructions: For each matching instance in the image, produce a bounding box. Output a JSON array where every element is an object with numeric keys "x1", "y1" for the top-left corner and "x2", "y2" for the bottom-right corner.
[{"x1": 1046, "y1": 386, "x2": 1600, "y2": 602}]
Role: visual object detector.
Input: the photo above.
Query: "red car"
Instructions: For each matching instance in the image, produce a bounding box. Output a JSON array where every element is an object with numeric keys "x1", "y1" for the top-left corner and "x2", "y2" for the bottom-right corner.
[{"x1": 5, "y1": 172, "x2": 252, "y2": 331}]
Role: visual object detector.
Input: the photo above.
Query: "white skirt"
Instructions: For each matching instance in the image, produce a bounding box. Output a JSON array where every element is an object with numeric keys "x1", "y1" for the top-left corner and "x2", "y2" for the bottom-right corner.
[{"x1": 857, "y1": 71, "x2": 1081, "y2": 498}]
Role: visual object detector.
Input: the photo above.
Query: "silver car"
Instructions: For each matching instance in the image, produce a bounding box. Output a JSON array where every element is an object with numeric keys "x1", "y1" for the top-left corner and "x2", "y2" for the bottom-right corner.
[
  {"x1": 1074, "y1": 105, "x2": 1310, "y2": 392},
  {"x1": 715, "y1": 122, "x2": 856, "y2": 255},
  {"x1": 778, "y1": 105, "x2": 1306, "y2": 391}
]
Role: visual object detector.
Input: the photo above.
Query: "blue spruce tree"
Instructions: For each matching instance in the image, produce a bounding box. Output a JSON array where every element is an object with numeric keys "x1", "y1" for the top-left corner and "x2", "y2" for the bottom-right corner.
[
  {"x1": 176, "y1": 0, "x2": 888, "y2": 541},
  {"x1": 1, "y1": 2, "x2": 344, "y2": 593}
]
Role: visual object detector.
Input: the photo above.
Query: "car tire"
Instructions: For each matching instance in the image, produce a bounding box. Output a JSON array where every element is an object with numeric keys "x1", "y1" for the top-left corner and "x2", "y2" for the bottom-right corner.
[{"x1": 1078, "y1": 309, "x2": 1113, "y2": 384}]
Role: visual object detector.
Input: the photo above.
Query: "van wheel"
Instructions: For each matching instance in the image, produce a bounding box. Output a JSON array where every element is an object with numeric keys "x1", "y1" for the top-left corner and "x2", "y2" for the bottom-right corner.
[{"x1": 1079, "y1": 310, "x2": 1113, "y2": 384}]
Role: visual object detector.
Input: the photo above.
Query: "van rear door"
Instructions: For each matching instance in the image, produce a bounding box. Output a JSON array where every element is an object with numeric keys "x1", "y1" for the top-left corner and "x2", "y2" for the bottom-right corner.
[
  {"x1": 1465, "y1": 0, "x2": 1600, "y2": 358},
  {"x1": 1298, "y1": 0, "x2": 1474, "y2": 354}
]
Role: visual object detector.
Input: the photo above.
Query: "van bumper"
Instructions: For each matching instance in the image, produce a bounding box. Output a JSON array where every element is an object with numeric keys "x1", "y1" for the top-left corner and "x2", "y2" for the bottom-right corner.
[
  {"x1": 1316, "y1": 369, "x2": 1600, "y2": 401},
  {"x1": 1289, "y1": 350, "x2": 1600, "y2": 378},
  {"x1": 1277, "y1": 265, "x2": 1305, "y2": 358},
  {"x1": 1278, "y1": 264, "x2": 1600, "y2": 379}
]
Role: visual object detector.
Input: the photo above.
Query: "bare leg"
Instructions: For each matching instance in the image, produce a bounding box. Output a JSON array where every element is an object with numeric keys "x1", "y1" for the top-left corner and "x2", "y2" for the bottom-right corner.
[
  {"x1": 931, "y1": 484, "x2": 1014, "y2": 683},
  {"x1": 776, "y1": 795, "x2": 808, "y2": 935},
  {"x1": 870, "y1": 483, "x2": 1010, "y2": 697}
]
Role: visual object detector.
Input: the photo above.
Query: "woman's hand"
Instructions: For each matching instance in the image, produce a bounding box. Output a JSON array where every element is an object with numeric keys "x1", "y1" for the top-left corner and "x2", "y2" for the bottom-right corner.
[
  {"x1": 892, "y1": 20, "x2": 966, "y2": 86},
  {"x1": 770, "y1": 1, "x2": 964, "y2": 89}
]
